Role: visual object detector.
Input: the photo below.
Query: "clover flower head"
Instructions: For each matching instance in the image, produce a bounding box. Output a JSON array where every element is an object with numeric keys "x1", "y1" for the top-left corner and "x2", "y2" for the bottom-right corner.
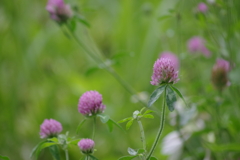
[
  {"x1": 198, "y1": 2, "x2": 208, "y2": 13},
  {"x1": 211, "y1": 58, "x2": 231, "y2": 91},
  {"x1": 160, "y1": 52, "x2": 180, "y2": 71},
  {"x1": 150, "y1": 58, "x2": 179, "y2": 86},
  {"x1": 78, "y1": 139, "x2": 95, "y2": 155},
  {"x1": 187, "y1": 36, "x2": 211, "y2": 57},
  {"x1": 40, "y1": 119, "x2": 63, "y2": 139},
  {"x1": 78, "y1": 91, "x2": 106, "y2": 116},
  {"x1": 46, "y1": 0, "x2": 73, "y2": 23}
]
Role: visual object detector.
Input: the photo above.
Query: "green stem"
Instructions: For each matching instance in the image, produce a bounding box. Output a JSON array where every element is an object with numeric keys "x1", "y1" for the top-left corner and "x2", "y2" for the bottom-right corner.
[
  {"x1": 137, "y1": 118, "x2": 146, "y2": 156},
  {"x1": 92, "y1": 117, "x2": 96, "y2": 140},
  {"x1": 146, "y1": 90, "x2": 166, "y2": 160},
  {"x1": 65, "y1": 24, "x2": 147, "y2": 108},
  {"x1": 65, "y1": 149, "x2": 69, "y2": 160}
]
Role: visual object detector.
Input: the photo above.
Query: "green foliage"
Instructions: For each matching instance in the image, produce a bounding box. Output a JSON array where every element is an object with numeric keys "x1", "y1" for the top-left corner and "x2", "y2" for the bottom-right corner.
[
  {"x1": 0, "y1": 155, "x2": 10, "y2": 160},
  {"x1": 148, "y1": 84, "x2": 167, "y2": 107},
  {"x1": 165, "y1": 85, "x2": 177, "y2": 112}
]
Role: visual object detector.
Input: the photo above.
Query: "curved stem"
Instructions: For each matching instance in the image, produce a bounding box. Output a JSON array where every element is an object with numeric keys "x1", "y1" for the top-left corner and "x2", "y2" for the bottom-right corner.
[
  {"x1": 137, "y1": 118, "x2": 146, "y2": 155},
  {"x1": 65, "y1": 24, "x2": 147, "y2": 108},
  {"x1": 65, "y1": 149, "x2": 69, "y2": 160},
  {"x1": 146, "y1": 90, "x2": 166, "y2": 160},
  {"x1": 92, "y1": 117, "x2": 96, "y2": 140}
]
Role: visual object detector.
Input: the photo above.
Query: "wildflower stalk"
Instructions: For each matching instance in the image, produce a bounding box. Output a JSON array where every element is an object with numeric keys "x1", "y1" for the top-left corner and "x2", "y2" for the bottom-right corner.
[
  {"x1": 137, "y1": 118, "x2": 146, "y2": 156},
  {"x1": 65, "y1": 24, "x2": 147, "y2": 108},
  {"x1": 92, "y1": 117, "x2": 96, "y2": 139},
  {"x1": 146, "y1": 89, "x2": 166, "y2": 160},
  {"x1": 65, "y1": 149, "x2": 69, "y2": 160}
]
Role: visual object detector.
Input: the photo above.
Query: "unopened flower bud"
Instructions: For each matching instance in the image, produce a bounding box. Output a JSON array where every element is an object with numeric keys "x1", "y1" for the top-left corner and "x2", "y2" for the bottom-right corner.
[
  {"x1": 78, "y1": 139, "x2": 95, "y2": 155},
  {"x1": 211, "y1": 59, "x2": 231, "y2": 91}
]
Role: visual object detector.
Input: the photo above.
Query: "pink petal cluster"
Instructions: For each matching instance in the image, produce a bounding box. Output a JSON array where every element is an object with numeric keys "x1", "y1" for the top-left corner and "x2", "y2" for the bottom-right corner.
[
  {"x1": 198, "y1": 2, "x2": 208, "y2": 13},
  {"x1": 78, "y1": 91, "x2": 106, "y2": 116},
  {"x1": 78, "y1": 139, "x2": 95, "y2": 154},
  {"x1": 150, "y1": 58, "x2": 179, "y2": 86},
  {"x1": 159, "y1": 52, "x2": 180, "y2": 71},
  {"x1": 211, "y1": 58, "x2": 231, "y2": 91},
  {"x1": 46, "y1": 0, "x2": 73, "y2": 23},
  {"x1": 40, "y1": 119, "x2": 62, "y2": 139},
  {"x1": 187, "y1": 36, "x2": 211, "y2": 57}
]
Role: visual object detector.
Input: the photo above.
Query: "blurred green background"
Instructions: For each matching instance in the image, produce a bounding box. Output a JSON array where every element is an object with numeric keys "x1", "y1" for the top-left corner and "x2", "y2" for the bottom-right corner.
[{"x1": 0, "y1": 0, "x2": 240, "y2": 159}]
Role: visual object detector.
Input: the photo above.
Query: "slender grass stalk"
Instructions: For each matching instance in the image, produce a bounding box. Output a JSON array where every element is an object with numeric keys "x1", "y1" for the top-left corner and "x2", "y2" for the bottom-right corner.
[
  {"x1": 92, "y1": 117, "x2": 96, "y2": 139},
  {"x1": 146, "y1": 89, "x2": 166, "y2": 160},
  {"x1": 64, "y1": 24, "x2": 147, "y2": 108},
  {"x1": 137, "y1": 118, "x2": 146, "y2": 157}
]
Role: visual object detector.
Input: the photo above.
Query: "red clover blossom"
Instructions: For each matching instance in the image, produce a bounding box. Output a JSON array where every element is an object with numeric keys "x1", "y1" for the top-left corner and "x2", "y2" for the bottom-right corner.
[
  {"x1": 78, "y1": 91, "x2": 106, "y2": 116},
  {"x1": 46, "y1": 0, "x2": 73, "y2": 23},
  {"x1": 187, "y1": 36, "x2": 211, "y2": 57},
  {"x1": 159, "y1": 52, "x2": 180, "y2": 71},
  {"x1": 40, "y1": 119, "x2": 63, "y2": 139},
  {"x1": 150, "y1": 58, "x2": 179, "y2": 86}
]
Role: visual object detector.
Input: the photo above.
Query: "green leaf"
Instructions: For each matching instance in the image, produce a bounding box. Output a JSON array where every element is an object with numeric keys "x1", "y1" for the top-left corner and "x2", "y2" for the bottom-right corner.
[
  {"x1": 143, "y1": 109, "x2": 154, "y2": 115},
  {"x1": 127, "y1": 147, "x2": 137, "y2": 156},
  {"x1": 88, "y1": 155, "x2": 99, "y2": 160},
  {"x1": 166, "y1": 85, "x2": 177, "y2": 112},
  {"x1": 69, "y1": 138, "x2": 81, "y2": 145},
  {"x1": 118, "y1": 117, "x2": 132, "y2": 123},
  {"x1": 205, "y1": 143, "x2": 240, "y2": 152},
  {"x1": 148, "y1": 84, "x2": 166, "y2": 107},
  {"x1": 106, "y1": 120, "x2": 114, "y2": 132},
  {"x1": 142, "y1": 114, "x2": 154, "y2": 119},
  {"x1": 126, "y1": 119, "x2": 133, "y2": 130},
  {"x1": 76, "y1": 119, "x2": 87, "y2": 134},
  {"x1": 40, "y1": 142, "x2": 58, "y2": 150},
  {"x1": 158, "y1": 15, "x2": 171, "y2": 21},
  {"x1": 0, "y1": 155, "x2": 10, "y2": 160},
  {"x1": 97, "y1": 114, "x2": 110, "y2": 123},
  {"x1": 49, "y1": 145, "x2": 61, "y2": 160},
  {"x1": 150, "y1": 156, "x2": 158, "y2": 160},
  {"x1": 75, "y1": 14, "x2": 90, "y2": 28},
  {"x1": 30, "y1": 140, "x2": 46, "y2": 158},
  {"x1": 68, "y1": 18, "x2": 76, "y2": 32},
  {"x1": 118, "y1": 155, "x2": 138, "y2": 160},
  {"x1": 137, "y1": 149, "x2": 145, "y2": 154},
  {"x1": 106, "y1": 118, "x2": 125, "y2": 132},
  {"x1": 169, "y1": 85, "x2": 188, "y2": 107},
  {"x1": 48, "y1": 137, "x2": 59, "y2": 143}
]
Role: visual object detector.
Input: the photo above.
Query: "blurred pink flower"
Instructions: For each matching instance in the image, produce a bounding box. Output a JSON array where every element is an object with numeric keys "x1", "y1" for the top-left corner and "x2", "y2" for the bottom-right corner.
[
  {"x1": 187, "y1": 36, "x2": 211, "y2": 57},
  {"x1": 198, "y1": 2, "x2": 208, "y2": 13},
  {"x1": 150, "y1": 58, "x2": 179, "y2": 86},
  {"x1": 40, "y1": 119, "x2": 62, "y2": 138},
  {"x1": 160, "y1": 52, "x2": 180, "y2": 71},
  {"x1": 78, "y1": 139, "x2": 95, "y2": 154},
  {"x1": 211, "y1": 58, "x2": 231, "y2": 91},
  {"x1": 78, "y1": 91, "x2": 106, "y2": 116},
  {"x1": 46, "y1": 0, "x2": 73, "y2": 23}
]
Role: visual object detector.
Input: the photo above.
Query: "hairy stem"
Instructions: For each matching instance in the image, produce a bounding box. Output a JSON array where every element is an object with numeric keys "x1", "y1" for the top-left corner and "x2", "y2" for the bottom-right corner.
[
  {"x1": 65, "y1": 149, "x2": 69, "y2": 160},
  {"x1": 137, "y1": 118, "x2": 146, "y2": 156},
  {"x1": 92, "y1": 117, "x2": 96, "y2": 140},
  {"x1": 146, "y1": 89, "x2": 166, "y2": 159}
]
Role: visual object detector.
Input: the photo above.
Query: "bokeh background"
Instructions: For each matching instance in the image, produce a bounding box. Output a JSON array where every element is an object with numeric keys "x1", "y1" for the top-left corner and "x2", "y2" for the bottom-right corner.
[{"x1": 0, "y1": 0, "x2": 240, "y2": 159}]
